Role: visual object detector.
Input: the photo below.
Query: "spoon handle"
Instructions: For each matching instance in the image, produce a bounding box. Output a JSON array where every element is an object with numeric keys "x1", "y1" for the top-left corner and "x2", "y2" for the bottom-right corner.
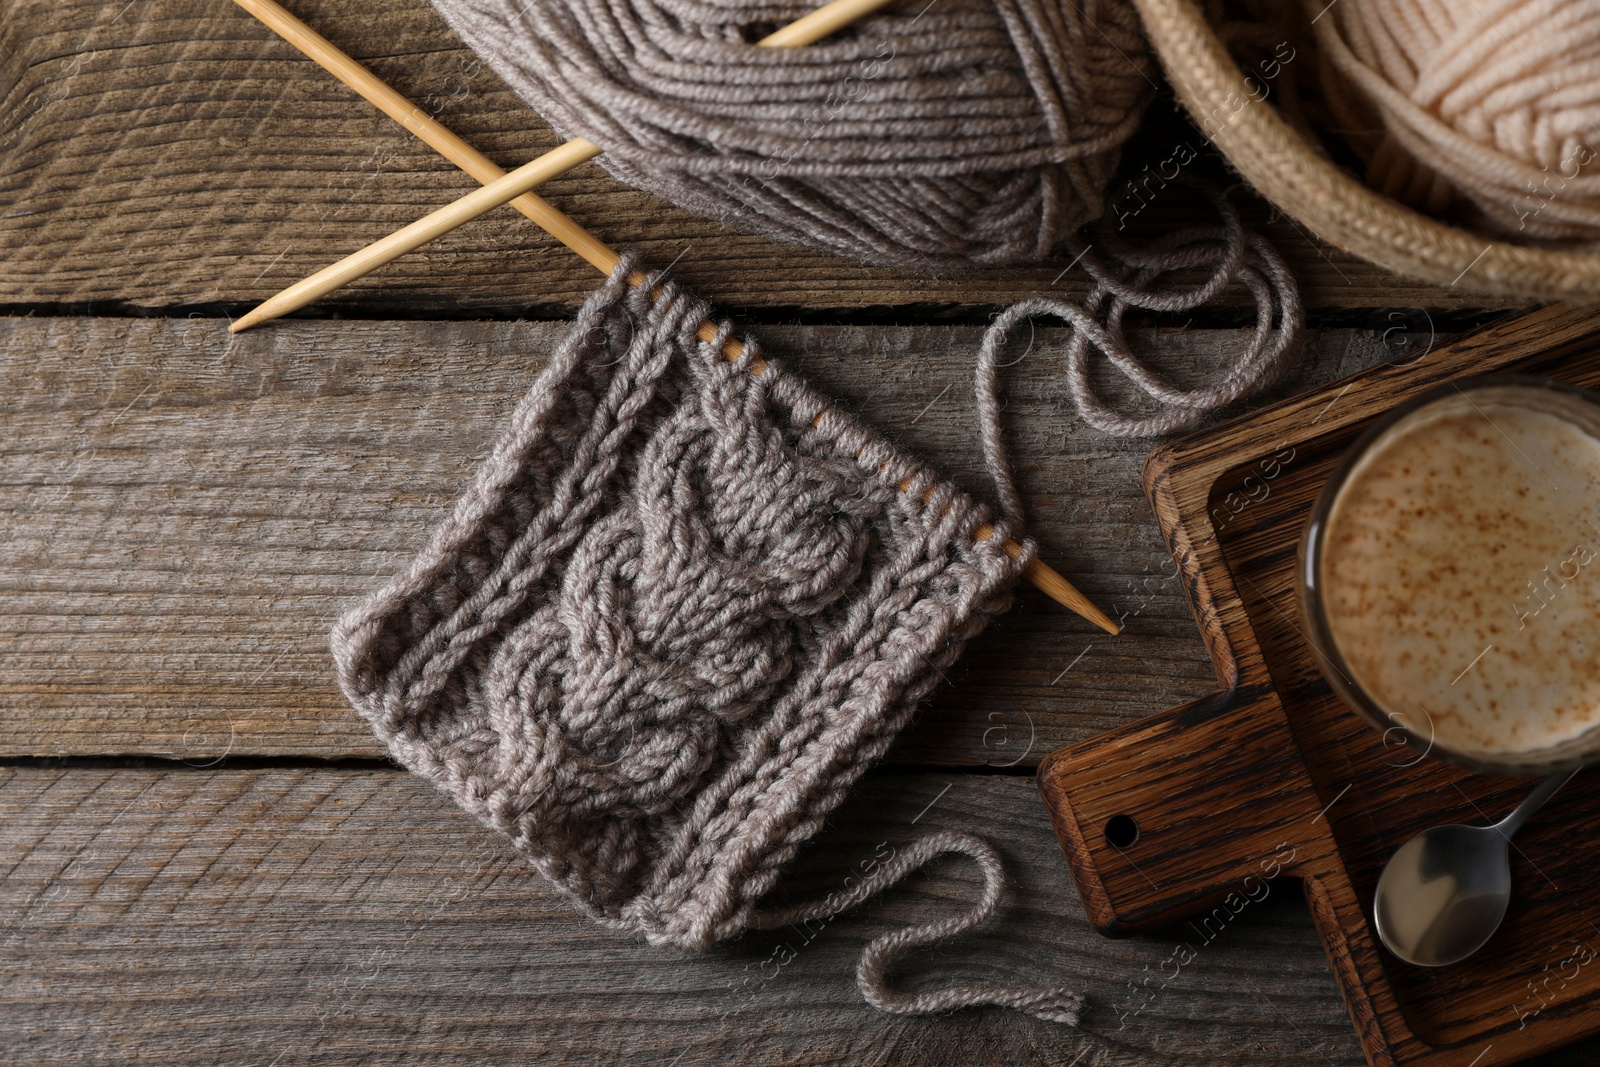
[{"x1": 1496, "y1": 768, "x2": 1580, "y2": 837}]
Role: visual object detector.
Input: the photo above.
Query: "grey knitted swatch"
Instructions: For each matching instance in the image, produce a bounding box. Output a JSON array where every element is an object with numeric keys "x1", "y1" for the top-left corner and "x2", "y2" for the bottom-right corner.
[{"x1": 330, "y1": 257, "x2": 1085, "y2": 1020}]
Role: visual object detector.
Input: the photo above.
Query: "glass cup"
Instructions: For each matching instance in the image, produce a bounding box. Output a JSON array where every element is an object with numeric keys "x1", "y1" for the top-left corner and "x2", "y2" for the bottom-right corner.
[{"x1": 1298, "y1": 374, "x2": 1600, "y2": 776}]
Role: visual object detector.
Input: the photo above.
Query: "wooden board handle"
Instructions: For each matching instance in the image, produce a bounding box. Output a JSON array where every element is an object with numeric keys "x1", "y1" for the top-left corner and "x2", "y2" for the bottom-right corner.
[{"x1": 1037, "y1": 685, "x2": 1340, "y2": 936}]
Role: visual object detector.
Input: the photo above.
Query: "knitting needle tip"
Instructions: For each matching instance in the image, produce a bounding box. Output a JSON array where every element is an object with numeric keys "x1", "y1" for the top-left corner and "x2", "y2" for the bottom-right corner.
[
  {"x1": 1018, "y1": 557, "x2": 1121, "y2": 635},
  {"x1": 1079, "y1": 602, "x2": 1123, "y2": 637}
]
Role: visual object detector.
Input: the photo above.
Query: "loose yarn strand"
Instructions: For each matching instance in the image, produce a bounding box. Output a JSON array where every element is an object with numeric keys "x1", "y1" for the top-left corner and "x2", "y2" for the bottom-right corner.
[
  {"x1": 974, "y1": 316, "x2": 1026, "y2": 528},
  {"x1": 979, "y1": 183, "x2": 1305, "y2": 437},
  {"x1": 752, "y1": 830, "x2": 1083, "y2": 1024}
]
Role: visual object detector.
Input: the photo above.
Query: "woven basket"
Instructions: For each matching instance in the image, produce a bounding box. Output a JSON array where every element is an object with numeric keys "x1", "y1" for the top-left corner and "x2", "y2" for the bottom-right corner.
[{"x1": 1134, "y1": 0, "x2": 1600, "y2": 301}]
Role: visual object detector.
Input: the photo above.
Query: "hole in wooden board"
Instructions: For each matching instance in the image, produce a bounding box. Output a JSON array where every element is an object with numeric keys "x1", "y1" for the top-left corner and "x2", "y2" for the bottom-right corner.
[{"x1": 1104, "y1": 813, "x2": 1139, "y2": 849}]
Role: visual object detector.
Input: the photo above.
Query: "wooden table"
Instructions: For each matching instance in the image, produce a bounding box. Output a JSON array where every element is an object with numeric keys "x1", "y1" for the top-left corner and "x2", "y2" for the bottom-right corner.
[{"x1": 2, "y1": 2, "x2": 1591, "y2": 1064}]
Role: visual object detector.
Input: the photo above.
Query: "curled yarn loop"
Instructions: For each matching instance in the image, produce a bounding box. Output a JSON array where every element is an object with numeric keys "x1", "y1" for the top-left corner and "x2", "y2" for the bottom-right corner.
[
  {"x1": 978, "y1": 184, "x2": 1305, "y2": 437},
  {"x1": 754, "y1": 831, "x2": 1083, "y2": 1023},
  {"x1": 1313, "y1": 0, "x2": 1600, "y2": 240},
  {"x1": 429, "y1": 0, "x2": 1155, "y2": 264}
]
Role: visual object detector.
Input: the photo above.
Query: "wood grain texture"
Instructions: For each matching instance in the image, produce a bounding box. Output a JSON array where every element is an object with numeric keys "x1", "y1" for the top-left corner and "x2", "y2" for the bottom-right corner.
[
  {"x1": 0, "y1": 0, "x2": 1532, "y2": 316},
  {"x1": 0, "y1": 766, "x2": 1387, "y2": 1066},
  {"x1": 1038, "y1": 305, "x2": 1600, "y2": 1067},
  {"x1": 0, "y1": 315, "x2": 1410, "y2": 763},
  {"x1": 0, "y1": 4, "x2": 1571, "y2": 1062}
]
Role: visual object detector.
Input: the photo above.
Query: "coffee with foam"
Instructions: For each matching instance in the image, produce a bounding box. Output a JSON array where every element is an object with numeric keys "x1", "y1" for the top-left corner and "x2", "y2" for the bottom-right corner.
[{"x1": 1319, "y1": 389, "x2": 1600, "y2": 760}]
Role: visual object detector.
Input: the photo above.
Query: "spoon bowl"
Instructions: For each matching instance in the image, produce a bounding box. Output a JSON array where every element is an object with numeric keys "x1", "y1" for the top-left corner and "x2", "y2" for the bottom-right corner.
[
  {"x1": 1373, "y1": 770, "x2": 1576, "y2": 968},
  {"x1": 1373, "y1": 823, "x2": 1513, "y2": 967}
]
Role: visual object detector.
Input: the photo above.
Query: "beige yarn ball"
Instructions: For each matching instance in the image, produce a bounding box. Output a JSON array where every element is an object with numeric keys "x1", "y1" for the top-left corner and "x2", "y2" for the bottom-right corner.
[{"x1": 1311, "y1": 0, "x2": 1600, "y2": 240}]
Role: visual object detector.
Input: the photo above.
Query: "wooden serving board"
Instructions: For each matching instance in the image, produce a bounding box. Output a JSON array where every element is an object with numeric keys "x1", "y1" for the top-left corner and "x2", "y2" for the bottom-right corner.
[{"x1": 1038, "y1": 304, "x2": 1600, "y2": 1067}]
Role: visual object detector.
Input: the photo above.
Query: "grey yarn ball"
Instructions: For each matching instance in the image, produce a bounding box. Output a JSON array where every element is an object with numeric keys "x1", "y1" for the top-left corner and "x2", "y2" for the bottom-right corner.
[{"x1": 429, "y1": 0, "x2": 1156, "y2": 266}]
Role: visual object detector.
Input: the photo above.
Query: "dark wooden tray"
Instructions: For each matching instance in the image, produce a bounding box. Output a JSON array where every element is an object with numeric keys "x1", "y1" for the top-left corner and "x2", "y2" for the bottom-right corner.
[{"x1": 1038, "y1": 304, "x2": 1600, "y2": 1067}]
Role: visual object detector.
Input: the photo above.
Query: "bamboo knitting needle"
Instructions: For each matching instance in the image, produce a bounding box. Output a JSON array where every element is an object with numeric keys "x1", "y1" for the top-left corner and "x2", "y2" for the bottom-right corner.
[
  {"x1": 229, "y1": 0, "x2": 900, "y2": 333},
  {"x1": 230, "y1": 0, "x2": 1121, "y2": 636}
]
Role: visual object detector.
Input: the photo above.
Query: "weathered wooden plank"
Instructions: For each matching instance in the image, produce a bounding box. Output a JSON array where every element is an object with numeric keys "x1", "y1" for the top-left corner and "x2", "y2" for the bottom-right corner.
[
  {"x1": 0, "y1": 766, "x2": 1381, "y2": 1066},
  {"x1": 0, "y1": 315, "x2": 1406, "y2": 762},
  {"x1": 0, "y1": 0, "x2": 1530, "y2": 315}
]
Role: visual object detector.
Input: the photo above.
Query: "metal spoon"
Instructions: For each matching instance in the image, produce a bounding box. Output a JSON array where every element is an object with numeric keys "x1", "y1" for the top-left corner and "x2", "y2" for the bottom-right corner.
[{"x1": 1373, "y1": 769, "x2": 1578, "y2": 967}]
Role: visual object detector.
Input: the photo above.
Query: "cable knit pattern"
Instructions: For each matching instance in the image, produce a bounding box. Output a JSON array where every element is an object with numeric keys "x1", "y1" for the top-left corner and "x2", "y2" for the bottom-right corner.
[{"x1": 330, "y1": 255, "x2": 1032, "y2": 958}]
